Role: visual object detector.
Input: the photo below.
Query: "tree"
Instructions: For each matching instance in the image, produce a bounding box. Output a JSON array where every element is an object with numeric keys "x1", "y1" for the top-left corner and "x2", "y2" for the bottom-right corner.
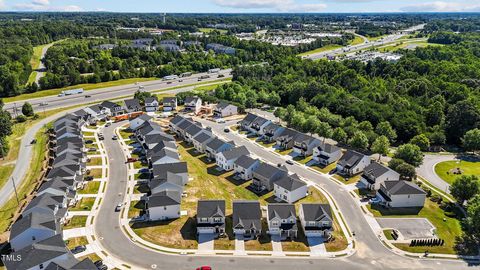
[
  {"x1": 371, "y1": 135, "x2": 390, "y2": 161},
  {"x1": 393, "y1": 144, "x2": 424, "y2": 167},
  {"x1": 395, "y1": 162, "x2": 417, "y2": 180},
  {"x1": 21, "y1": 102, "x2": 34, "y2": 117},
  {"x1": 463, "y1": 194, "x2": 480, "y2": 241},
  {"x1": 134, "y1": 90, "x2": 152, "y2": 104},
  {"x1": 332, "y1": 127, "x2": 347, "y2": 144},
  {"x1": 446, "y1": 100, "x2": 480, "y2": 144},
  {"x1": 450, "y1": 175, "x2": 479, "y2": 205},
  {"x1": 348, "y1": 131, "x2": 369, "y2": 150},
  {"x1": 462, "y1": 128, "x2": 480, "y2": 155},
  {"x1": 316, "y1": 121, "x2": 333, "y2": 142},
  {"x1": 409, "y1": 134, "x2": 430, "y2": 151},
  {"x1": 376, "y1": 121, "x2": 397, "y2": 143}
]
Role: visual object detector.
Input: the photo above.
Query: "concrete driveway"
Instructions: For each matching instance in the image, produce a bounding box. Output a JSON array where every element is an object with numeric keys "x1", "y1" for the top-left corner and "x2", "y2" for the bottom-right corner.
[
  {"x1": 307, "y1": 236, "x2": 327, "y2": 256},
  {"x1": 377, "y1": 218, "x2": 436, "y2": 240},
  {"x1": 197, "y1": 233, "x2": 215, "y2": 254}
]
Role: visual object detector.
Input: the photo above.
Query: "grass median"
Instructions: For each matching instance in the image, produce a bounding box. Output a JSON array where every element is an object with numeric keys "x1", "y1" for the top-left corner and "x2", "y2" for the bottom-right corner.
[{"x1": 434, "y1": 160, "x2": 480, "y2": 185}]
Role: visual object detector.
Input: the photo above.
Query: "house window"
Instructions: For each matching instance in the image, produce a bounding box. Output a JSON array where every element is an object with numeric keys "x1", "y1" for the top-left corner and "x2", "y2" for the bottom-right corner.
[
  {"x1": 213, "y1": 217, "x2": 222, "y2": 223},
  {"x1": 289, "y1": 219, "x2": 294, "y2": 223},
  {"x1": 308, "y1": 221, "x2": 316, "y2": 226},
  {"x1": 200, "y1": 218, "x2": 208, "y2": 222},
  {"x1": 272, "y1": 221, "x2": 278, "y2": 226}
]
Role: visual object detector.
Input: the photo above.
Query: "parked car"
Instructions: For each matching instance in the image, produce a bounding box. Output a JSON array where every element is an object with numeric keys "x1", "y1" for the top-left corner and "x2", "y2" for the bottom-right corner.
[
  {"x1": 70, "y1": 245, "x2": 86, "y2": 254},
  {"x1": 112, "y1": 135, "x2": 118, "y2": 140},
  {"x1": 93, "y1": 260, "x2": 103, "y2": 267},
  {"x1": 84, "y1": 176, "x2": 94, "y2": 181},
  {"x1": 115, "y1": 203, "x2": 123, "y2": 212},
  {"x1": 84, "y1": 140, "x2": 94, "y2": 144},
  {"x1": 30, "y1": 139, "x2": 37, "y2": 144},
  {"x1": 88, "y1": 148, "x2": 96, "y2": 152},
  {"x1": 126, "y1": 157, "x2": 138, "y2": 163},
  {"x1": 85, "y1": 95, "x2": 91, "y2": 98},
  {"x1": 286, "y1": 160, "x2": 294, "y2": 165},
  {"x1": 223, "y1": 128, "x2": 230, "y2": 133},
  {"x1": 105, "y1": 122, "x2": 111, "y2": 127},
  {"x1": 98, "y1": 136, "x2": 104, "y2": 141},
  {"x1": 196, "y1": 266, "x2": 212, "y2": 270}
]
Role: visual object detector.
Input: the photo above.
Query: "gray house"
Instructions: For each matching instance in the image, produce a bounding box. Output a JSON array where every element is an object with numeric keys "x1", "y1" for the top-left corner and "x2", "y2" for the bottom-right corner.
[
  {"x1": 124, "y1": 98, "x2": 142, "y2": 112},
  {"x1": 205, "y1": 138, "x2": 234, "y2": 160},
  {"x1": 252, "y1": 162, "x2": 288, "y2": 191},
  {"x1": 196, "y1": 200, "x2": 226, "y2": 237},
  {"x1": 312, "y1": 143, "x2": 343, "y2": 166},
  {"x1": 360, "y1": 162, "x2": 401, "y2": 190},
  {"x1": 233, "y1": 155, "x2": 261, "y2": 181},
  {"x1": 292, "y1": 134, "x2": 322, "y2": 157},
  {"x1": 275, "y1": 128, "x2": 301, "y2": 150},
  {"x1": 262, "y1": 123, "x2": 285, "y2": 142},
  {"x1": 336, "y1": 150, "x2": 371, "y2": 176},
  {"x1": 9, "y1": 212, "x2": 60, "y2": 251},
  {"x1": 192, "y1": 131, "x2": 215, "y2": 153},
  {"x1": 232, "y1": 201, "x2": 262, "y2": 239},
  {"x1": 267, "y1": 204, "x2": 298, "y2": 239},
  {"x1": 299, "y1": 203, "x2": 333, "y2": 237}
]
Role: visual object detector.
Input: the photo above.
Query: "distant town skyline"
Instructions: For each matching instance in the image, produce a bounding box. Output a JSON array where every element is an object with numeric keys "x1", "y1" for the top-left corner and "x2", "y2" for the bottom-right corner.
[{"x1": 1, "y1": 0, "x2": 480, "y2": 13}]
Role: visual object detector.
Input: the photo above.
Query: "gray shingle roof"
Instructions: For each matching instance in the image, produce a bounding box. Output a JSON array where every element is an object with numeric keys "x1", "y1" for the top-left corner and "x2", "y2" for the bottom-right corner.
[
  {"x1": 151, "y1": 162, "x2": 188, "y2": 178},
  {"x1": 148, "y1": 190, "x2": 181, "y2": 207},
  {"x1": 124, "y1": 99, "x2": 141, "y2": 109},
  {"x1": 163, "y1": 97, "x2": 176, "y2": 104},
  {"x1": 317, "y1": 142, "x2": 342, "y2": 154},
  {"x1": 220, "y1": 146, "x2": 250, "y2": 160},
  {"x1": 382, "y1": 180, "x2": 426, "y2": 195},
  {"x1": 338, "y1": 150, "x2": 367, "y2": 168},
  {"x1": 215, "y1": 101, "x2": 234, "y2": 111},
  {"x1": 24, "y1": 193, "x2": 64, "y2": 214},
  {"x1": 363, "y1": 162, "x2": 395, "y2": 179},
  {"x1": 267, "y1": 204, "x2": 296, "y2": 221},
  {"x1": 10, "y1": 212, "x2": 59, "y2": 239},
  {"x1": 170, "y1": 115, "x2": 188, "y2": 126},
  {"x1": 254, "y1": 162, "x2": 288, "y2": 180},
  {"x1": 197, "y1": 200, "x2": 225, "y2": 219},
  {"x1": 193, "y1": 131, "x2": 214, "y2": 144},
  {"x1": 150, "y1": 148, "x2": 180, "y2": 162},
  {"x1": 206, "y1": 137, "x2": 232, "y2": 151},
  {"x1": 233, "y1": 155, "x2": 259, "y2": 169},
  {"x1": 232, "y1": 201, "x2": 261, "y2": 230},
  {"x1": 185, "y1": 123, "x2": 203, "y2": 137},
  {"x1": 240, "y1": 113, "x2": 258, "y2": 126},
  {"x1": 301, "y1": 204, "x2": 332, "y2": 223},
  {"x1": 275, "y1": 174, "x2": 307, "y2": 191},
  {"x1": 145, "y1": 97, "x2": 158, "y2": 104}
]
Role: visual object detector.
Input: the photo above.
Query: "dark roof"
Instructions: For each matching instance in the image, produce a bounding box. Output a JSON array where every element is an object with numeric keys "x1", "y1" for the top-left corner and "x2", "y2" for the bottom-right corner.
[
  {"x1": 197, "y1": 200, "x2": 225, "y2": 219},
  {"x1": 215, "y1": 101, "x2": 235, "y2": 111},
  {"x1": 317, "y1": 142, "x2": 342, "y2": 154},
  {"x1": 220, "y1": 146, "x2": 250, "y2": 160},
  {"x1": 382, "y1": 181, "x2": 426, "y2": 195},
  {"x1": 294, "y1": 133, "x2": 319, "y2": 145},
  {"x1": 37, "y1": 178, "x2": 70, "y2": 194},
  {"x1": 251, "y1": 115, "x2": 270, "y2": 127},
  {"x1": 267, "y1": 204, "x2": 296, "y2": 221},
  {"x1": 124, "y1": 98, "x2": 141, "y2": 109},
  {"x1": 234, "y1": 155, "x2": 259, "y2": 168},
  {"x1": 163, "y1": 97, "x2": 177, "y2": 104},
  {"x1": 150, "y1": 174, "x2": 184, "y2": 190},
  {"x1": 193, "y1": 131, "x2": 214, "y2": 144},
  {"x1": 254, "y1": 162, "x2": 288, "y2": 180},
  {"x1": 10, "y1": 211, "x2": 58, "y2": 239},
  {"x1": 100, "y1": 100, "x2": 120, "y2": 109},
  {"x1": 170, "y1": 115, "x2": 188, "y2": 126},
  {"x1": 232, "y1": 201, "x2": 261, "y2": 230},
  {"x1": 177, "y1": 118, "x2": 195, "y2": 131},
  {"x1": 277, "y1": 128, "x2": 301, "y2": 141},
  {"x1": 206, "y1": 137, "x2": 233, "y2": 151},
  {"x1": 151, "y1": 162, "x2": 188, "y2": 178},
  {"x1": 144, "y1": 133, "x2": 175, "y2": 146},
  {"x1": 240, "y1": 113, "x2": 258, "y2": 126},
  {"x1": 185, "y1": 96, "x2": 201, "y2": 104},
  {"x1": 136, "y1": 114, "x2": 152, "y2": 122},
  {"x1": 145, "y1": 97, "x2": 158, "y2": 104},
  {"x1": 148, "y1": 191, "x2": 181, "y2": 207},
  {"x1": 338, "y1": 150, "x2": 367, "y2": 168},
  {"x1": 363, "y1": 162, "x2": 397, "y2": 179},
  {"x1": 185, "y1": 123, "x2": 203, "y2": 137},
  {"x1": 150, "y1": 148, "x2": 180, "y2": 162},
  {"x1": 275, "y1": 174, "x2": 307, "y2": 191},
  {"x1": 5, "y1": 235, "x2": 68, "y2": 270},
  {"x1": 24, "y1": 193, "x2": 65, "y2": 214},
  {"x1": 301, "y1": 204, "x2": 332, "y2": 223},
  {"x1": 88, "y1": 104, "x2": 102, "y2": 114},
  {"x1": 264, "y1": 123, "x2": 283, "y2": 133},
  {"x1": 47, "y1": 165, "x2": 78, "y2": 179},
  {"x1": 147, "y1": 141, "x2": 177, "y2": 157}
]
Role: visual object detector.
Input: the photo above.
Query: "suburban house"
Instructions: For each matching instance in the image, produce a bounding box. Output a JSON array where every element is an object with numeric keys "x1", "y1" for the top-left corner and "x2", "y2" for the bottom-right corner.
[
  {"x1": 22, "y1": 194, "x2": 68, "y2": 224},
  {"x1": 192, "y1": 131, "x2": 215, "y2": 153},
  {"x1": 143, "y1": 133, "x2": 175, "y2": 151},
  {"x1": 205, "y1": 138, "x2": 235, "y2": 160},
  {"x1": 299, "y1": 204, "x2": 333, "y2": 237},
  {"x1": 233, "y1": 155, "x2": 261, "y2": 181},
  {"x1": 215, "y1": 146, "x2": 250, "y2": 171},
  {"x1": 146, "y1": 190, "x2": 181, "y2": 221},
  {"x1": 232, "y1": 201, "x2": 262, "y2": 239},
  {"x1": 175, "y1": 118, "x2": 195, "y2": 139},
  {"x1": 169, "y1": 115, "x2": 191, "y2": 134},
  {"x1": 9, "y1": 211, "x2": 60, "y2": 251},
  {"x1": 239, "y1": 113, "x2": 258, "y2": 131},
  {"x1": 151, "y1": 162, "x2": 189, "y2": 185},
  {"x1": 360, "y1": 162, "x2": 401, "y2": 190},
  {"x1": 36, "y1": 178, "x2": 77, "y2": 205},
  {"x1": 145, "y1": 97, "x2": 160, "y2": 112},
  {"x1": 100, "y1": 100, "x2": 124, "y2": 116},
  {"x1": 252, "y1": 162, "x2": 288, "y2": 191},
  {"x1": 148, "y1": 148, "x2": 180, "y2": 166},
  {"x1": 124, "y1": 98, "x2": 142, "y2": 112},
  {"x1": 196, "y1": 200, "x2": 226, "y2": 237},
  {"x1": 267, "y1": 204, "x2": 298, "y2": 239},
  {"x1": 249, "y1": 116, "x2": 272, "y2": 135},
  {"x1": 184, "y1": 123, "x2": 205, "y2": 143},
  {"x1": 262, "y1": 123, "x2": 285, "y2": 142},
  {"x1": 312, "y1": 143, "x2": 343, "y2": 166},
  {"x1": 149, "y1": 174, "x2": 184, "y2": 194},
  {"x1": 336, "y1": 150, "x2": 371, "y2": 176},
  {"x1": 275, "y1": 128, "x2": 301, "y2": 150},
  {"x1": 292, "y1": 134, "x2": 322, "y2": 157},
  {"x1": 162, "y1": 97, "x2": 177, "y2": 112},
  {"x1": 206, "y1": 43, "x2": 236, "y2": 55},
  {"x1": 273, "y1": 174, "x2": 308, "y2": 204},
  {"x1": 129, "y1": 114, "x2": 152, "y2": 130},
  {"x1": 376, "y1": 180, "x2": 427, "y2": 208},
  {"x1": 213, "y1": 102, "x2": 238, "y2": 118},
  {"x1": 184, "y1": 96, "x2": 202, "y2": 114},
  {"x1": 136, "y1": 122, "x2": 164, "y2": 142}
]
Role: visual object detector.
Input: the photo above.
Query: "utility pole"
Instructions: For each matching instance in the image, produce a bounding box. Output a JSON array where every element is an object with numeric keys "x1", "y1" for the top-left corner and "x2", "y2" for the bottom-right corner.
[{"x1": 11, "y1": 177, "x2": 20, "y2": 206}]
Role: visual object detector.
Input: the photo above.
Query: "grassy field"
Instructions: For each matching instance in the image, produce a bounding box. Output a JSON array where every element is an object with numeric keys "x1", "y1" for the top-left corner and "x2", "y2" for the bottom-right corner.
[
  {"x1": 4, "y1": 77, "x2": 156, "y2": 103},
  {"x1": 333, "y1": 173, "x2": 362, "y2": 185},
  {"x1": 79, "y1": 181, "x2": 101, "y2": 194},
  {"x1": 0, "y1": 127, "x2": 48, "y2": 233},
  {"x1": 88, "y1": 168, "x2": 102, "y2": 179},
  {"x1": 64, "y1": 215, "x2": 88, "y2": 230},
  {"x1": 83, "y1": 131, "x2": 95, "y2": 137},
  {"x1": 367, "y1": 198, "x2": 463, "y2": 254},
  {"x1": 199, "y1": 28, "x2": 227, "y2": 34},
  {"x1": 66, "y1": 236, "x2": 88, "y2": 249},
  {"x1": 383, "y1": 229, "x2": 395, "y2": 240},
  {"x1": 367, "y1": 35, "x2": 387, "y2": 42},
  {"x1": 70, "y1": 197, "x2": 96, "y2": 211},
  {"x1": 87, "y1": 157, "x2": 103, "y2": 166},
  {"x1": 434, "y1": 160, "x2": 480, "y2": 185},
  {"x1": 311, "y1": 162, "x2": 337, "y2": 174},
  {"x1": 378, "y1": 40, "x2": 442, "y2": 52},
  {"x1": 298, "y1": 44, "x2": 343, "y2": 57},
  {"x1": 281, "y1": 222, "x2": 309, "y2": 252},
  {"x1": 350, "y1": 35, "x2": 365, "y2": 46},
  {"x1": 128, "y1": 200, "x2": 145, "y2": 218}
]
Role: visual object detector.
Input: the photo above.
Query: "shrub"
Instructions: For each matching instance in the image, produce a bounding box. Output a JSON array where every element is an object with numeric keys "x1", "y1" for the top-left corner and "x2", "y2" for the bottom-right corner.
[{"x1": 16, "y1": 115, "x2": 27, "y2": 123}]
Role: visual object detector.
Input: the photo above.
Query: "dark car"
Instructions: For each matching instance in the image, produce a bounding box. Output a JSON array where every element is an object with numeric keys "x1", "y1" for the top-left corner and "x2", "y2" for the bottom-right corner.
[
  {"x1": 85, "y1": 95, "x2": 91, "y2": 98},
  {"x1": 223, "y1": 128, "x2": 230, "y2": 133},
  {"x1": 84, "y1": 176, "x2": 94, "y2": 181},
  {"x1": 98, "y1": 136, "x2": 104, "y2": 141},
  {"x1": 70, "y1": 245, "x2": 86, "y2": 254},
  {"x1": 84, "y1": 140, "x2": 94, "y2": 144},
  {"x1": 286, "y1": 160, "x2": 294, "y2": 165},
  {"x1": 88, "y1": 148, "x2": 97, "y2": 152},
  {"x1": 94, "y1": 260, "x2": 103, "y2": 267}
]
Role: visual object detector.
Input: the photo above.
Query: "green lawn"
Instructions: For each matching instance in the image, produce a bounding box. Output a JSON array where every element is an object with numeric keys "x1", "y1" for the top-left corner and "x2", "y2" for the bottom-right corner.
[
  {"x1": 119, "y1": 129, "x2": 133, "y2": 140},
  {"x1": 87, "y1": 169, "x2": 102, "y2": 179},
  {"x1": 83, "y1": 131, "x2": 95, "y2": 137},
  {"x1": 298, "y1": 44, "x2": 343, "y2": 57},
  {"x1": 311, "y1": 162, "x2": 337, "y2": 174},
  {"x1": 333, "y1": 174, "x2": 362, "y2": 185},
  {"x1": 275, "y1": 148, "x2": 293, "y2": 156},
  {"x1": 367, "y1": 198, "x2": 464, "y2": 254},
  {"x1": 383, "y1": 229, "x2": 395, "y2": 240},
  {"x1": 64, "y1": 216, "x2": 88, "y2": 230},
  {"x1": 79, "y1": 181, "x2": 101, "y2": 194},
  {"x1": 66, "y1": 236, "x2": 88, "y2": 249},
  {"x1": 199, "y1": 28, "x2": 227, "y2": 34},
  {"x1": 70, "y1": 198, "x2": 96, "y2": 211},
  {"x1": 87, "y1": 157, "x2": 103, "y2": 166},
  {"x1": 350, "y1": 35, "x2": 365, "y2": 46},
  {"x1": 128, "y1": 200, "x2": 145, "y2": 218},
  {"x1": 434, "y1": 160, "x2": 480, "y2": 185}
]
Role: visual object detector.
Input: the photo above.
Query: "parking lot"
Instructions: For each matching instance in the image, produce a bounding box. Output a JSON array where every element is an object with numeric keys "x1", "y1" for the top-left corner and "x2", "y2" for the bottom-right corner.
[{"x1": 376, "y1": 218, "x2": 436, "y2": 240}]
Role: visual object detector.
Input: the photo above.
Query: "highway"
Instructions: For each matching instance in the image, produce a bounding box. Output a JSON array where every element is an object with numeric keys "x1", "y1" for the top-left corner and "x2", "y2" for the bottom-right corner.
[
  {"x1": 304, "y1": 24, "x2": 425, "y2": 60},
  {"x1": 92, "y1": 119, "x2": 476, "y2": 270},
  {"x1": 4, "y1": 69, "x2": 232, "y2": 114}
]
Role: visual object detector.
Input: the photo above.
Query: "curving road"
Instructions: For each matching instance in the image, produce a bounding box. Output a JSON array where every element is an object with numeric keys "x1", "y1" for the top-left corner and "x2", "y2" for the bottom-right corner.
[
  {"x1": 417, "y1": 154, "x2": 456, "y2": 194},
  {"x1": 93, "y1": 120, "x2": 475, "y2": 270}
]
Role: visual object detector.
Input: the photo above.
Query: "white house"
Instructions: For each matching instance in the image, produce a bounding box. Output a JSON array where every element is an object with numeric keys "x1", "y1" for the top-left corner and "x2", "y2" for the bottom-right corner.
[
  {"x1": 145, "y1": 97, "x2": 160, "y2": 112},
  {"x1": 273, "y1": 174, "x2": 308, "y2": 204},
  {"x1": 336, "y1": 150, "x2": 371, "y2": 176},
  {"x1": 149, "y1": 148, "x2": 180, "y2": 166},
  {"x1": 312, "y1": 143, "x2": 343, "y2": 166},
  {"x1": 360, "y1": 162, "x2": 401, "y2": 190},
  {"x1": 292, "y1": 134, "x2": 322, "y2": 157},
  {"x1": 162, "y1": 97, "x2": 177, "y2": 112},
  {"x1": 267, "y1": 204, "x2": 298, "y2": 240},
  {"x1": 232, "y1": 201, "x2": 262, "y2": 239},
  {"x1": 213, "y1": 102, "x2": 238, "y2": 118},
  {"x1": 184, "y1": 96, "x2": 202, "y2": 114},
  {"x1": 129, "y1": 114, "x2": 152, "y2": 130},
  {"x1": 215, "y1": 146, "x2": 250, "y2": 171},
  {"x1": 249, "y1": 116, "x2": 272, "y2": 136},
  {"x1": 196, "y1": 200, "x2": 226, "y2": 237},
  {"x1": 299, "y1": 204, "x2": 333, "y2": 237},
  {"x1": 151, "y1": 162, "x2": 189, "y2": 185},
  {"x1": 205, "y1": 138, "x2": 234, "y2": 160},
  {"x1": 376, "y1": 180, "x2": 427, "y2": 208},
  {"x1": 147, "y1": 190, "x2": 181, "y2": 221},
  {"x1": 233, "y1": 155, "x2": 260, "y2": 181},
  {"x1": 192, "y1": 131, "x2": 215, "y2": 153}
]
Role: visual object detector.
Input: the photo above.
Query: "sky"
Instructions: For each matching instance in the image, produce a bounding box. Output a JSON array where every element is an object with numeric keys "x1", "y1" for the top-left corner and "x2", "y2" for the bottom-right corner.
[{"x1": 1, "y1": 0, "x2": 480, "y2": 13}]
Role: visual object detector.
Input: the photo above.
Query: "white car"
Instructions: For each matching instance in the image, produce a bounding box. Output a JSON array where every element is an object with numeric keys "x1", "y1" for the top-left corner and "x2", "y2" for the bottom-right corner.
[{"x1": 115, "y1": 203, "x2": 123, "y2": 212}]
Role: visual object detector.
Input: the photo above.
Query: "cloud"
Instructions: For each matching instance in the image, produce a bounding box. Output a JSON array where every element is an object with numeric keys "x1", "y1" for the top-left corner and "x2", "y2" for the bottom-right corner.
[
  {"x1": 213, "y1": 0, "x2": 327, "y2": 12},
  {"x1": 0, "y1": 0, "x2": 5, "y2": 10},
  {"x1": 400, "y1": 1, "x2": 480, "y2": 12},
  {"x1": 13, "y1": 0, "x2": 83, "y2": 11}
]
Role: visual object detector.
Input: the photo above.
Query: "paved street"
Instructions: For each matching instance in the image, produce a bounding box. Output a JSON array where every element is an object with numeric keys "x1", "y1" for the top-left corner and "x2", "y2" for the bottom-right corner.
[
  {"x1": 91, "y1": 120, "x2": 477, "y2": 270},
  {"x1": 417, "y1": 154, "x2": 456, "y2": 194}
]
